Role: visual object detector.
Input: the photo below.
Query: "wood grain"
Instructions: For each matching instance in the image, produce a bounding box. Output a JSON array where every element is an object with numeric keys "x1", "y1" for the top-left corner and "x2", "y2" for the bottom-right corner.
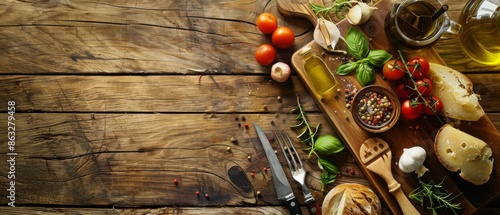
[
  {"x1": 0, "y1": 113, "x2": 358, "y2": 206},
  {"x1": 0, "y1": 0, "x2": 498, "y2": 214},
  {"x1": 0, "y1": 75, "x2": 499, "y2": 113}
]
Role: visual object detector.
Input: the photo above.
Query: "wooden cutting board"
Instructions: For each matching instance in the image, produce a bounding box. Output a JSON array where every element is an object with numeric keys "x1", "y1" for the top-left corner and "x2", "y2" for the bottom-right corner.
[{"x1": 278, "y1": 0, "x2": 500, "y2": 214}]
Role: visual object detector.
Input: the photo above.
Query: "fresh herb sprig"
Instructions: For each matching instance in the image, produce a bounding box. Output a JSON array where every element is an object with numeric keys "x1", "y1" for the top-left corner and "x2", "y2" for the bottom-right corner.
[
  {"x1": 291, "y1": 95, "x2": 321, "y2": 158},
  {"x1": 336, "y1": 27, "x2": 393, "y2": 86},
  {"x1": 409, "y1": 178, "x2": 463, "y2": 215},
  {"x1": 310, "y1": 0, "x2": 357, "y2": 19},
  {"x1": 291, "y1": 95, "x2": 343, "y2": 194}
]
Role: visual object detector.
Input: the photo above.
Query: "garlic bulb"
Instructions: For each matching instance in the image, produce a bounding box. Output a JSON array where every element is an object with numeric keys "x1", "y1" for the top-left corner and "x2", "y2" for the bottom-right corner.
[
  {"x1": 313, "y1": 18, "x2": 346, "y2": 53},
  {"x1": 398, "y1": 146, "x2": 429, "y2": 178},
  {"x1": 346, "y1": 2, "x2": 378, "y2": 25}
]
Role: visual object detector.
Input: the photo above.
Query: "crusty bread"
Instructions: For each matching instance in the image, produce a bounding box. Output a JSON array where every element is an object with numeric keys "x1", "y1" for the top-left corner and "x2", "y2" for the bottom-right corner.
[
  {"x1": 322, "y1": 183, "x2": 381, "y2": 215},
  {"x1": 429, "y1": 63, "x2": 485, "y2": 121},
  {"x1": 434, "y1": 124, "x2": 494, "y2": 185}
]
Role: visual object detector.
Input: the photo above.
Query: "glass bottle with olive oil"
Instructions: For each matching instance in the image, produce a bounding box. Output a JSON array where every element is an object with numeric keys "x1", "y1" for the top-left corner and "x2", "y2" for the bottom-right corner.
[{"x1": 300, "y1": 46, "x2": 337, "y2": 100}]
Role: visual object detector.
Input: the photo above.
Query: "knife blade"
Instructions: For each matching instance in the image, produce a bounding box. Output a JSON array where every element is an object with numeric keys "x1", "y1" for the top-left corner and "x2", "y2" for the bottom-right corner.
[{"x1": 253, "y1": 123, "x2": 303, "y2": 215}]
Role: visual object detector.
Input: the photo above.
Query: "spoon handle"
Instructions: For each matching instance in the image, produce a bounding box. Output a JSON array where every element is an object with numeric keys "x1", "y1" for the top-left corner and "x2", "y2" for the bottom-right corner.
[{"x1": 432, "y1": 4, "x2": 448, "y2": 21}]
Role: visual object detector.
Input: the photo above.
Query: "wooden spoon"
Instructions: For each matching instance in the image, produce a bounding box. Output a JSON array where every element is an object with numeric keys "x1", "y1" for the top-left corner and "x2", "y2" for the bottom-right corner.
[{"x1": 360, "y1": 138, "x2": 419, "y2": 215}]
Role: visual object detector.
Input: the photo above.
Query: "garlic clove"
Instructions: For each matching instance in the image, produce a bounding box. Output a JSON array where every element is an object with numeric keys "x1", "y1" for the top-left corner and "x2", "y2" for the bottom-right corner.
[
  {"x1": 346, "y1": 2, "x2": 378, "y2": 25},
  {"x1": 313, "y1": 18, "x2": 346, "y2": 53}
]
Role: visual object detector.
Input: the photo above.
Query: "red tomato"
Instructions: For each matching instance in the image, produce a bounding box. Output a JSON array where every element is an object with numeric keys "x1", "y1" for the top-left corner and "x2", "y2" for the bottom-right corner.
[
  {"x1": 401, "y1": 99, "x2": 423, "y2": 120},
  {"x1": 407, "y1": 57, "x2": 430, "y2": 79},
  {"x1": 272, "y1": 26, "x2": 295, "y2": 49},
  {"x1": 255, "y1": 44, "x2": 276, "y2": 66},
  {"x1": 256, "y1": 13, "x2": 278, "y2": 34},
  {"x1": 423, "y1": 96, "x2": 443, "y2": 116},
  {"x1": 382, "y1": 59, "x2": 405, "y2": 81},
  {"x1": 415, "y1": 78, "x2": 433, "y2": 97},
  {"x1": 395, "y1": 83, "x2": 416, "y2": 100}
]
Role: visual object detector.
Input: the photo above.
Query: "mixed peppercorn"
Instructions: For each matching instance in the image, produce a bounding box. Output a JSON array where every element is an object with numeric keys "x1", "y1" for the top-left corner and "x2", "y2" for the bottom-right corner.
[{"x1": 355, "y1": 91, "x2": 393, "y2": 127}]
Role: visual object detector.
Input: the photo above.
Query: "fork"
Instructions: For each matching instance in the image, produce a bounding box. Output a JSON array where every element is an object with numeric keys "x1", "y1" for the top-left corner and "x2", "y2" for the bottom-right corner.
[{"x1": 275, "y1": 131, "x2": 322, "y2": 215}]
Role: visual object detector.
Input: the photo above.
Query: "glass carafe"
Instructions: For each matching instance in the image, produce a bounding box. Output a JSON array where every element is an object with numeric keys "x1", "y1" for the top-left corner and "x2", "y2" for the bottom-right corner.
[{"x1": 459, "y1": 0, "x2": 500, "y2": 66}]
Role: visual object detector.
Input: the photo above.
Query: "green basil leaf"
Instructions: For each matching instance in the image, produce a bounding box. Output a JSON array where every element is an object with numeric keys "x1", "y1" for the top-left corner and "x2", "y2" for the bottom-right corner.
[
  {"x1": 314, "y1": 135, "x2": 345, "y2": 154},
  {"x1": 346, "y1": 27, "x2": 370, "y2": 60},
  {"x1": 318, "y1": 157, "x2": 340, "y2": 174},
  {"x1": 366, "y1": 50, "x2": 393, "y2": 67},
  {"x1": 357, "y1": 62, "x2": 376, "y2": 86},
  {"x1": 320, "y1": 171, "x2": 337, "y2": 185},
  {"x1": 320, "y1": 171, "x2": 337, "y2": 194},
  {"x1": 336, "y1": 61, "x2": 357, "y2": 75}
]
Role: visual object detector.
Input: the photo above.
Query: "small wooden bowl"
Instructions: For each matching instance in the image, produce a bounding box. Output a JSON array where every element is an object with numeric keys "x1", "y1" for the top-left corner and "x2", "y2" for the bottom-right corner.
[{"x1": 351, "y1": 85, "x2": 400, "y2": 133}]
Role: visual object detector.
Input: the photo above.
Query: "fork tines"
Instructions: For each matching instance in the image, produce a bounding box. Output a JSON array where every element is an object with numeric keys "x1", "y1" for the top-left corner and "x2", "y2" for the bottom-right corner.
[{"x1": 275, "y1": 131, "x2": 303, "y2": 172}]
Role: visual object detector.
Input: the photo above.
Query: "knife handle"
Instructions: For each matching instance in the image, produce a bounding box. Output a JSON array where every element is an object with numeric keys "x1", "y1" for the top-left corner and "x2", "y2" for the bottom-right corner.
[
  {"x1": 285, "y1": 197, "x2": 303, "y2": 215},
  {"x1": 306, "y1": 201, "x2": 322, "y2": 215}
]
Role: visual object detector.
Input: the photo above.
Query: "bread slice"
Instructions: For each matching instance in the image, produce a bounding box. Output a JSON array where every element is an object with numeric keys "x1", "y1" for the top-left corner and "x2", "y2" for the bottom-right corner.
[
  {"x1": 435, "y1": 124, "x2": 493, "y2": 185},
  {"x1": 322, "y1": 183, "x2": 381, "y2": 215},
  {"x1": 429, "y1": 63, "x2": 485, "y2": 121}
]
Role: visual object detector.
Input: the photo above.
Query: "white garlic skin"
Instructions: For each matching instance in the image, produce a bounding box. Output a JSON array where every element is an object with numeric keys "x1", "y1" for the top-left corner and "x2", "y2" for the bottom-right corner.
[
  {"x1": 313, "y1": 18, "x2": 346, "y2": 53},
  {"x1": 346, "y1": 2, "x2": 378, "y2": 25},
  {"x1": 398, "y1": 146, "x2": 427, "y2": 173}
]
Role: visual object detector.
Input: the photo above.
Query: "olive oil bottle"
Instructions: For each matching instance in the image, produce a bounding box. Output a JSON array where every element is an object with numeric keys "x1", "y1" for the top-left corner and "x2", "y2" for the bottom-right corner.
[{"x1": 299, "y1": 46, "x2": 337, "y2": 99}]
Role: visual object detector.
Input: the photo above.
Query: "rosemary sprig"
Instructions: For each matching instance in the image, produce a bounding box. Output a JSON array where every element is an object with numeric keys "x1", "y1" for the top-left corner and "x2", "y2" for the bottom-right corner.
[
  {"x1": 291, "y1": 94, "x2": 320, "y2": 158},
  {"x1": 409, "y1": 178, "x2": 463, "y2": 215},
  {"x1": 309, "y1": 0, "x2": 357, "y2": 19},
  {"x1": 291, "y1": 94, "x2": 341, "y2": 195}
]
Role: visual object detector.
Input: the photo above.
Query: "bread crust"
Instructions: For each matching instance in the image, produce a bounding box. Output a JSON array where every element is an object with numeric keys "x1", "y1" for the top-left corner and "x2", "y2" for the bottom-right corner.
[{"x1": 322, "y1": 183, "x2": 381, "y2": 215}]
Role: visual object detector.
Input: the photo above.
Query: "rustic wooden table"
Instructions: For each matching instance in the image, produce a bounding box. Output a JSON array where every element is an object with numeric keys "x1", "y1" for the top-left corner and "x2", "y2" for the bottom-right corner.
[{"x1": 0, "y1": 0, "x2": 498, "y2": 214}]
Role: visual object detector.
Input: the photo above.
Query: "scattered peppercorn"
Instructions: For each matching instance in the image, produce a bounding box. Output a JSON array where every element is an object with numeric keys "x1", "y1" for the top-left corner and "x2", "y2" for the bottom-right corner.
[
  {"x1": 244, "y1": 123, "x2": 249, "y2": 129},
  {"x1": 205, "y1": 194, "x2": 209, "y2": 199},
  {"x1": 173, "y1": 179, "x2": 178, "y2": 184},
  {"x1": 241, "y1": 116, "x2": 246, "y2": 121},
  {"x1": 349, "y1": 169, "x2": 355, "y2": 175},
  {"x1": 251, "y1": 172, "x2": 255, "y2": 177},
  {"x1": 226, "y1": 146, "x2": 231, "y2": 152},
  {"x1": 256, "y1": 191, "x2": 261, "y2": 196},
  {"x1": 247, "y1": 155, "x2": 251, "y2": 160},
  {"x1": 230, "y1": 137, "x2": 237, "y2": 143},
  {"x1": 196, "y1": 191, "x2": 200, "y2": 195},
  {"x1": 263, "y1": 167, "x2": 267, "y2": 172}
]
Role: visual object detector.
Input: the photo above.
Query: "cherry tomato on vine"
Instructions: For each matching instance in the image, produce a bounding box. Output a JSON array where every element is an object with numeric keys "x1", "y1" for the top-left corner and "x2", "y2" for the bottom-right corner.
[
  {"x1": 382, "y1": 59, "x2": 405, "y2": 81},
  {"x1": 415, "y1": 78, "x2": 433, "y2": 97},
  {"x1": 272, "y1": 26, "x2": 295, "y2": 49},
  {"x1": 423, "y1": 96, "x2": 443, "y2": 116},
  {"x1": 255, "y1": 44, "x2": 276, "y2": 66},
  {"x1": 395, "y1": 83, "x2": 416, "y2": 100},
  {"x1": 401, "y1": 99, "x2": 423, "y2": 120},
  {"x1": 407, "y1": 57, "x2": 430, "y2": 79},
  {"x1": 256, "y1": 13, "x2": 278, "y2": 34}
]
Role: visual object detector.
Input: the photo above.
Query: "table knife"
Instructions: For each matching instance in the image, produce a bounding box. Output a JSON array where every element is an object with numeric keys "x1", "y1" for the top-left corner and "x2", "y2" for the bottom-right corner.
[{"x1": 253, "y1": 123, "x2": 303, "y2": 215}]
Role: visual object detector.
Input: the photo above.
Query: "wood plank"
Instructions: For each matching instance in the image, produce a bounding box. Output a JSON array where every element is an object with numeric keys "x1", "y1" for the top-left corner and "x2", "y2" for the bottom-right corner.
[
  {"x1": 1, "y1": 112, "x2": 499, "y2": 207},
  {"x1": 0, "y1": 113, "x2": 378, "y2": 206},
  {"x1": 1, "y1": 74, "x2": 499, "y2": 113},
  {"x1": 0, "y1": 206, "x2": 496, "y2": 215},
  {"x1": 0, "y1": 0, "x2": 311, "y2": 74}
]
